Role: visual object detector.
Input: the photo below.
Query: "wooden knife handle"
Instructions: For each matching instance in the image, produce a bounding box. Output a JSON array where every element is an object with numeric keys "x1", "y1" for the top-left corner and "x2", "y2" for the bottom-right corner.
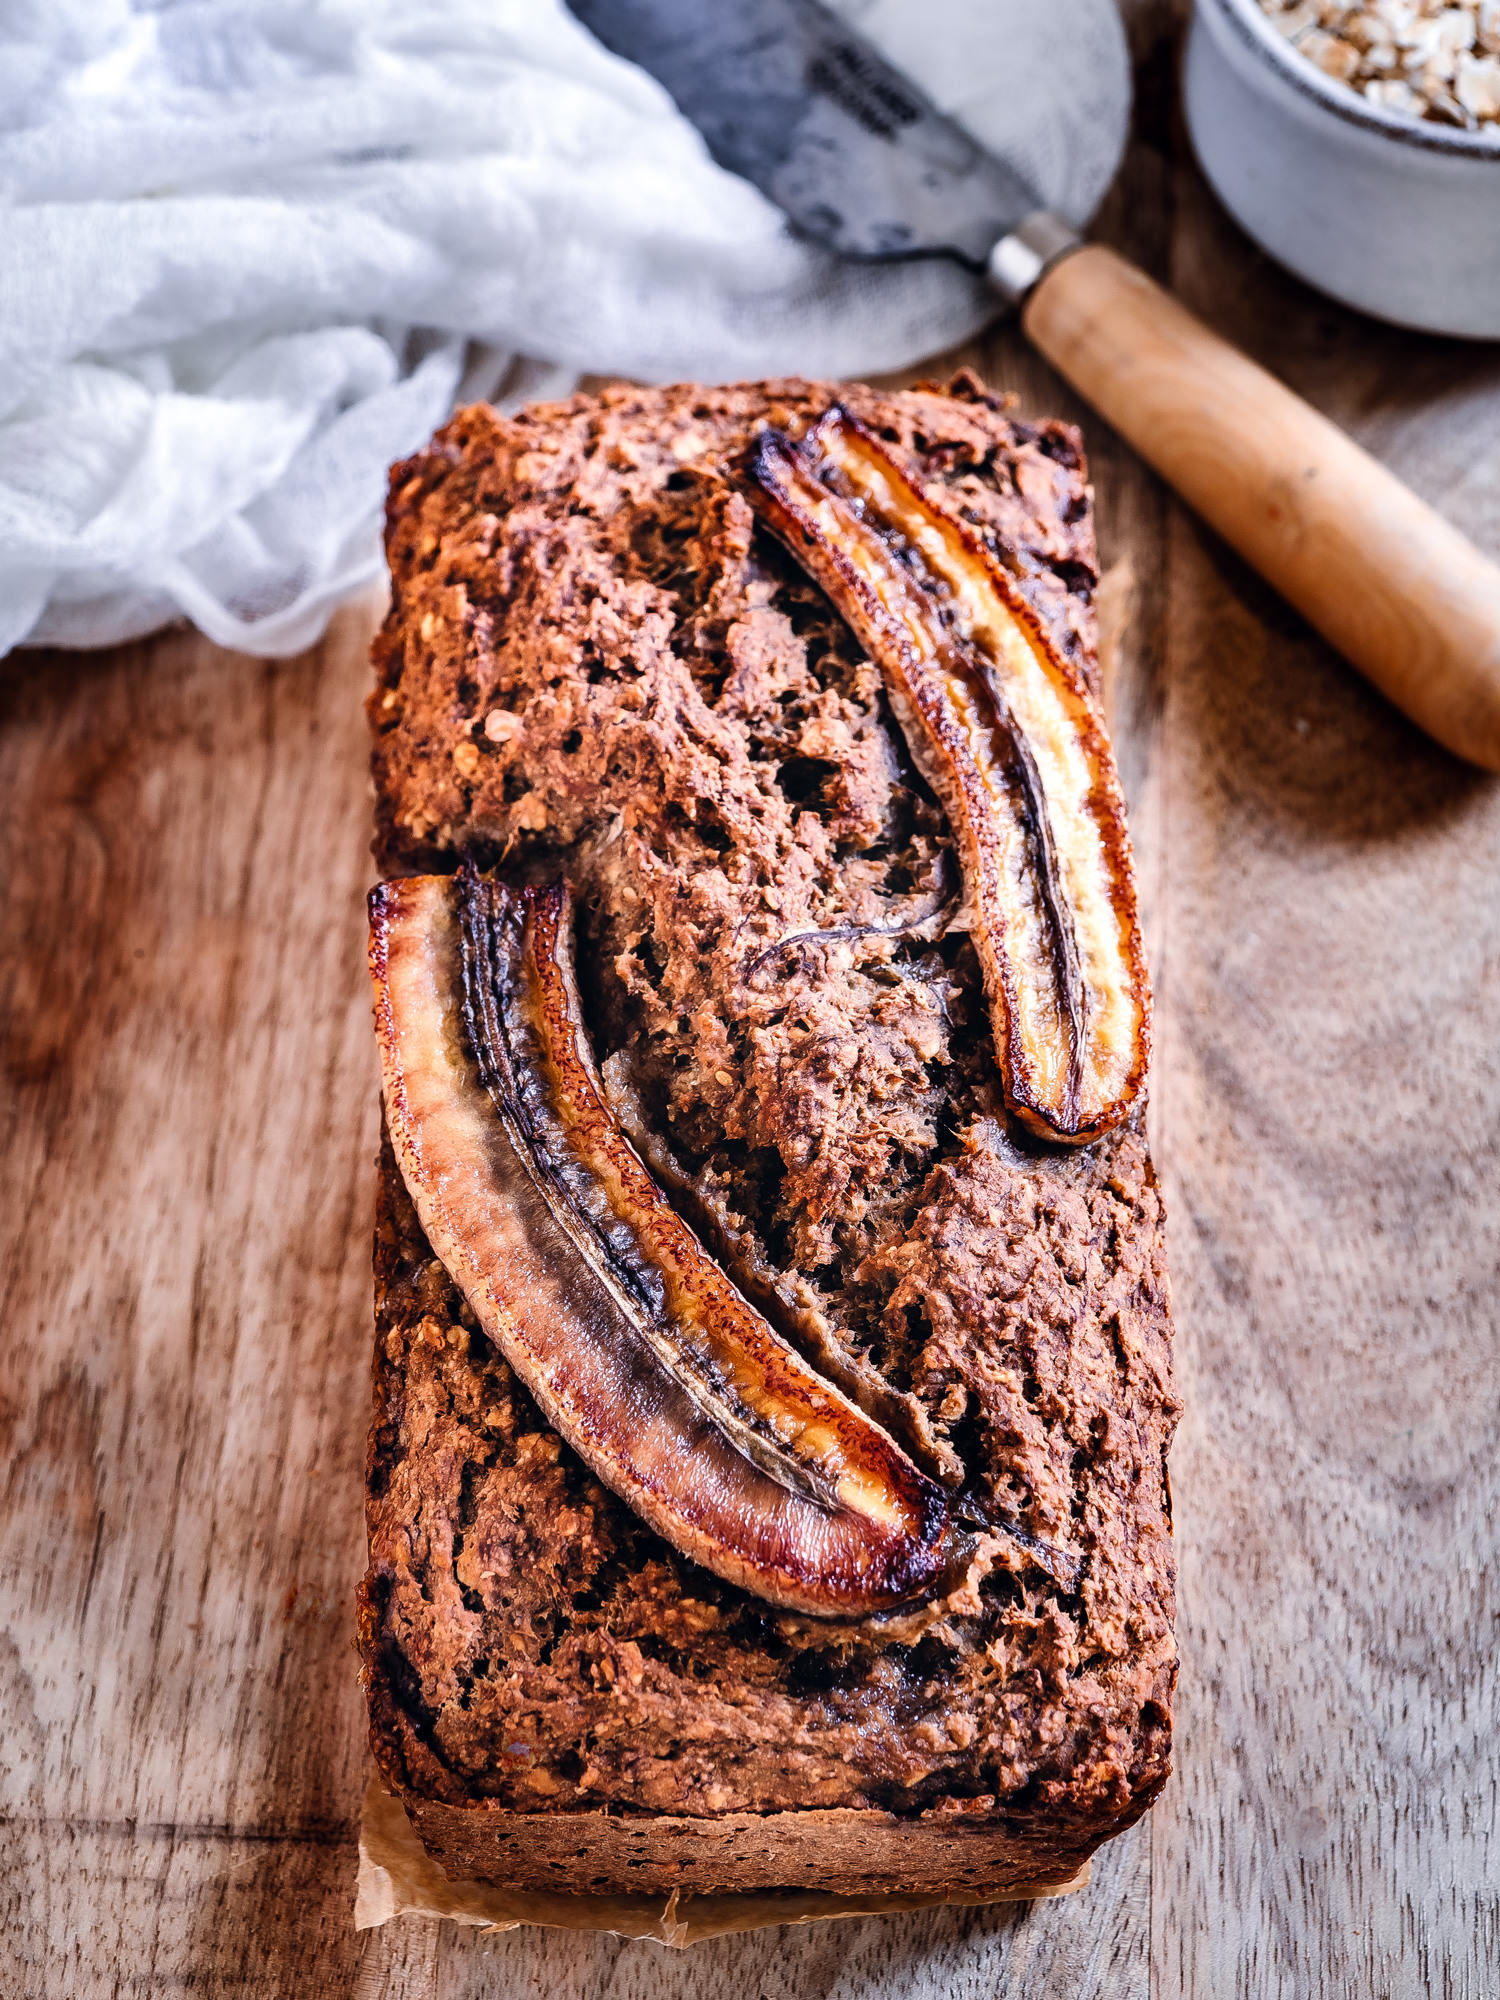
[{"x1": 1023, "y1": 242, "x2": 1500, "y2": 771}]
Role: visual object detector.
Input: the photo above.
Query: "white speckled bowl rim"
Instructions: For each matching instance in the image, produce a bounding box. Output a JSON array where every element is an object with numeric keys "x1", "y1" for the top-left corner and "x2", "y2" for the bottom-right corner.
[{"x1": 1205, "y1": 0, "x2": 1500, "y2": 157}]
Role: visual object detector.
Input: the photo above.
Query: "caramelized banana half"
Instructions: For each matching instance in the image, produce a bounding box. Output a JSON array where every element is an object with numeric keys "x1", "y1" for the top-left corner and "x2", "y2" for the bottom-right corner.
[
  {"x1": 370, "y1": 868, "x2": 949, "y2": 1617},
  {"x1": 749, "y1": 409, "x2": 1150, "y2": 1145}
]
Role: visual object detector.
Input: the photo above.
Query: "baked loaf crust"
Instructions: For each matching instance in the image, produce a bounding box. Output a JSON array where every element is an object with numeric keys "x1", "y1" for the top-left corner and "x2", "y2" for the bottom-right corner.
[{"x1": 360, "y1": 375, "x2": 1179, "y2": 1896}]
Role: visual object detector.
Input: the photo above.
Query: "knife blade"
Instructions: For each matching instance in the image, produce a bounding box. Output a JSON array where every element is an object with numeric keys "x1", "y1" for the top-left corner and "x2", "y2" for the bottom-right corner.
[{"x1": 567, "y1": 0, "x2": 1046, "y2": 269}]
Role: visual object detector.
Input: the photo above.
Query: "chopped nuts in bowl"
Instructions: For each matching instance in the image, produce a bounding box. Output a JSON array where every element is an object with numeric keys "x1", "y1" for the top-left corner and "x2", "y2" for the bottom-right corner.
[{"x1": 1186, "y1": 0, "x2": 1500, "y2": 334}]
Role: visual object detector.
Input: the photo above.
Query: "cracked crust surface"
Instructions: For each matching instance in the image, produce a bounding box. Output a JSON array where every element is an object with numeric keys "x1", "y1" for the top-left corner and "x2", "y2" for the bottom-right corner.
[{"x1": 360, "y1": 375, "x2": 1178, "y2": 1893}]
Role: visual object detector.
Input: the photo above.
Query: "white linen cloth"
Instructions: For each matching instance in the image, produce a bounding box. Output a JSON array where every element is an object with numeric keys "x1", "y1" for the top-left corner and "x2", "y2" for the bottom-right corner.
[{"x1": 0, "y1": 0, "x2": 1128, "y2": 658}]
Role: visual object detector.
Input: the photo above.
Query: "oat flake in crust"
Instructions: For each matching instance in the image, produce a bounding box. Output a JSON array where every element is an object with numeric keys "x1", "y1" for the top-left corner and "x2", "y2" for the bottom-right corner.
[{"x1": 360, "y1": 375, "x2": 1179, "y2": 1894}]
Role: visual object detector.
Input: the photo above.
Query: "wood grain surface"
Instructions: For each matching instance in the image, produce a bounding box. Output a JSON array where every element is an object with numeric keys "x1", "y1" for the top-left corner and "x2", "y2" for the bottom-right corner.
[{"x1": 4, "y1": 5, "x2": 1499, "y2": 1992}]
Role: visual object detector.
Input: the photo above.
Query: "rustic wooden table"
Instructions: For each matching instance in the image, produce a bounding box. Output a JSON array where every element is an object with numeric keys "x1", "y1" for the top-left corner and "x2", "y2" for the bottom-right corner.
[{"x1": 5, "y1": 9, "x2": 1499, "y2": 1994}]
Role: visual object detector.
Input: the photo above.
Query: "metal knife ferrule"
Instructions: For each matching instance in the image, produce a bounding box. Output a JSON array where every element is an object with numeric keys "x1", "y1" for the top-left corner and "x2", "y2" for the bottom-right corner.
[{"x1": 987, "y1": 211, "x2": 1085, "y2": 306}]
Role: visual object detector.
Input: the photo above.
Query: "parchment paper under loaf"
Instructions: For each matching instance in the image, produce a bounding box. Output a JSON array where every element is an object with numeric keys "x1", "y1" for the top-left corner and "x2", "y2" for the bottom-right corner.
[{"x1": 354, "y1": 1780, "x2": 1088, "y2": 1946}]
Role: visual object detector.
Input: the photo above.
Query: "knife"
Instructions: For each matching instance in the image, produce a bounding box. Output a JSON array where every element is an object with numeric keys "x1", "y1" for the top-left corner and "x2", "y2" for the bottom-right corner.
[{"x1": 569, "y1": 0, "x2": 1500, "y2": 771}]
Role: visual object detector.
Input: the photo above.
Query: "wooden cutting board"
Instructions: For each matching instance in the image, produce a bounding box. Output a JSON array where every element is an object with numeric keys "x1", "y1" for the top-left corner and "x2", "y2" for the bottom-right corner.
[{"x1": 4, "y1": 15, "x2": 1499, "y2": 1995}]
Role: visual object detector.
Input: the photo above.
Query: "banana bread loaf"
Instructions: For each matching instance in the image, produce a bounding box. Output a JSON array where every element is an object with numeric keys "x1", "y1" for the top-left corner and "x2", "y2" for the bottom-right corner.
[{"x1": 358, "y1": 374, "x2": 1179, "y2": 1897}]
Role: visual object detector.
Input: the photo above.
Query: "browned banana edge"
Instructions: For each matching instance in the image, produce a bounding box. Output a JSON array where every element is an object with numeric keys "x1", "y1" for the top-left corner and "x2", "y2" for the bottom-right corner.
[
  {"x1": 808, "y1": 407, "x2": 1151, "y2": 1133},
  {"x1": 747, "y1": 412, "x2": 1150, "y2": 1145},
  {"x1": 369, "y1": 868, "x2": 950, "y2": 1617}
]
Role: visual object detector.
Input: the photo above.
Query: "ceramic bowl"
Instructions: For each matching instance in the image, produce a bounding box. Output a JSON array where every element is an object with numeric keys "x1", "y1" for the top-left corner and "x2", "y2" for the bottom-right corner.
[{"x1": 1184, "y1": 0, "x2": 1500, "y2": 337}]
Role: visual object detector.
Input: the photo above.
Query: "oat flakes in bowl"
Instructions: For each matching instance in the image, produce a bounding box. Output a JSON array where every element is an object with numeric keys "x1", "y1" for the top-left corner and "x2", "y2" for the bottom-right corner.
[
  {"x1": 1259, "y1": 0, "x2": 1500, "y2": 129},
  {"x1": 1186, "y1": 0, "x2": 1500, "y2": 334}
]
